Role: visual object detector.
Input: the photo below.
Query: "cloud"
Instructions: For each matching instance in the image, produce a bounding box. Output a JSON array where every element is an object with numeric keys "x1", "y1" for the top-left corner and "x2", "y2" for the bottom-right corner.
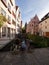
[
  {"x1": 16, "y1": 0, "x2": 49, "y2": 23},
  {"x1": 24, "y1": 8, "x2": 33, "y2": 14},
  {"x1": 23, "y1": 0, "x2": 49, "y2": 15}
]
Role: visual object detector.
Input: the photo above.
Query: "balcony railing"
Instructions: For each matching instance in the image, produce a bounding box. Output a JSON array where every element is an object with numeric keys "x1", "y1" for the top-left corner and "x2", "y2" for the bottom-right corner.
[
  {"x1": 1, "y1": 0, "x2": 7, "y2": 8},
  {"x1": 12, "y1": 11, "x2": 16, "y2": 19},
  {"x1": 8, "y1": 8, "x2": 11, "y2": 14},
  {"x1": 12, "y1": 20, "x2": 16, "y2": 26},
  {"x1": 7, "y1": 20, "x2": 11, "y2": 24},
  {"x1": 10, "y1": 0, "x2": 13, "y2": 6}
]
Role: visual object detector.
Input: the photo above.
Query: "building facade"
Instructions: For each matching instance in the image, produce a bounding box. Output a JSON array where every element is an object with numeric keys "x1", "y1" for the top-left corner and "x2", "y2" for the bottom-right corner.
[
  {"x1": 26, "y1": 15, "x2": 39, "y2": 35},
  {"x1": 39, "y1": 13, "x2": 49, "y2": 37},
  {"x1": 15, "y1": 6, "x2": 22, "y2": 34},
  {"x1": 0, "y1": 0, "x2": 22, "y2": 39}
]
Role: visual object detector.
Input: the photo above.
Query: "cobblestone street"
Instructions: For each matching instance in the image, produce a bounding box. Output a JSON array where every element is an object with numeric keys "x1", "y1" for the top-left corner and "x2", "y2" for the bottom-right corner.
[{"x1": 0, "y1": 48, "x2": 49, "y2": 65}]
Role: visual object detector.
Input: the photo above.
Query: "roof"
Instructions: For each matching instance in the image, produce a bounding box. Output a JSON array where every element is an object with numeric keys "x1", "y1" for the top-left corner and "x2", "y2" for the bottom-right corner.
[{"x1": 39, "y1": 12, "x2": 49, "y2": 23}]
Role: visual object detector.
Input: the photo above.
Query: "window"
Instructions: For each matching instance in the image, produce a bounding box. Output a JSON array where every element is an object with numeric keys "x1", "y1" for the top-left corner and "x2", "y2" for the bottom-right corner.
[
  {"x1": 17, "y1": 24, "x2": 19, "y2": 27},
  {"x1": 8, "y1": 3, "x2": 11, "y2": 13},
  {"x1": 48, "y1": 13, "x2": 49, "y2": 16},
  {"x1": 41, "y1": 23, "x2": 42, "y2": 25},
  {"x1": 17, "y1": 28, "x2": 20, "y2": 32},
  {"x1": 8, "y1": 15, "x2": 11, "y2": 21},
  {"x1": 12, "y1": 20, "x2": 16, "y2": 26},
  {"x1": 10, "y1": 0, "x2": 13, "y2": 6},
  {"x1": 8, "y1": 3, "x2": 11, "y2": 10},
  {"x1": 12, "y1": 11, "x2": 16, "y2": 19},
  {"x1": 3, "y1": 0, "x2": 7, "y2": 3},
  {"x1": 45, "y1": 26, "x2": 47, "y2": 29},
  {"x1": 1, "y1": 0, "x2": 7, "y2": 8},
  {"x1": 8, "y1": 15, "x2": 11, "y2": 24},
  {"x1": 32, "y1": 24, "x2": 33, "y2": 26},
  {"x1": 1, "y1": 8, "x2": 6, "y2": 16},
  {"x1": 2, "y1": 27, "x2": 6, "y2": 37},
  {"x1": 45, "y1": 21, "x2": 47, "y2": 23},
  {"x1": 7, "y1": 28, "x2": 10, "y2": 37}
]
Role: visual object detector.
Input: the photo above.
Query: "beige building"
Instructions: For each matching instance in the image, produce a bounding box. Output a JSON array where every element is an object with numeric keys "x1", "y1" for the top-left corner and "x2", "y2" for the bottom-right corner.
[
  {"x1": 0, "y1": 0, "x2": 22, "y2": 39},
  {"x1": 39, "y1": 12, "x2": 49, "y2": 37},
  {"x1": 26, "y1": 15, "x2": 39, "y2": 35}
]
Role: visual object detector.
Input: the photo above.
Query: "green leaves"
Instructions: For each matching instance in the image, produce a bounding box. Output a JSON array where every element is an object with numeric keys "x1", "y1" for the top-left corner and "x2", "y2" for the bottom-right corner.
[
  {"x1": 26, "y1": 34, "x2": 49, "y2": 48},
  {"x1": 0, "y1": 14, "x2": 7, "y2": 28},
  {"x1": 0, "y1": 21, "x2": 4, "y2": 28}
]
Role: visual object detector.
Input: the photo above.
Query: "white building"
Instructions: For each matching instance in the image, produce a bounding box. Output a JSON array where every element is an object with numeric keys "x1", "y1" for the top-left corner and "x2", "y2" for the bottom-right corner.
[
  {"x1": 15, "y1": 6, "x2": 22, "y2": 34},
  {"x1": 0, "y1": 0, "x2": 22, "y2": 39}
]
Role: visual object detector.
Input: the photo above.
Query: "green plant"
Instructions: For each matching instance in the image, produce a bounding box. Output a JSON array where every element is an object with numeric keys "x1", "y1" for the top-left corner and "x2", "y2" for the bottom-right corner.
[
  {"x1": 26, "y1": 33, "x2": 49, "y2": 48},
  {"x1": 14, "y1": 38, "x2": 21, "y2": 45},
  {"x1": 0, "y1": 14, "x2": 7, "y2": 27}
]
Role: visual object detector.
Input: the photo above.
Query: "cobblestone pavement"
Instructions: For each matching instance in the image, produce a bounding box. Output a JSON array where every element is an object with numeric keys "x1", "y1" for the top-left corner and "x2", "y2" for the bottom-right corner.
[{"x1": 0, "y1": 48, "x2": 49, "y2": 65}]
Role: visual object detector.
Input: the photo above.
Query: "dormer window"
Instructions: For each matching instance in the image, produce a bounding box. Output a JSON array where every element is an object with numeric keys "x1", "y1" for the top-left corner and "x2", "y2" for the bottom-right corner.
[{"x1": 48, "y1": 13, "x2": 49, "y2": 16}]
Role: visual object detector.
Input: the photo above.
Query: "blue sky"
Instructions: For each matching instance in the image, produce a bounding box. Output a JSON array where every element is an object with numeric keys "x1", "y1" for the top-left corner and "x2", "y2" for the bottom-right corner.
[{"x1": 16, "y1": 0, "x2": 49, "y2": 25}]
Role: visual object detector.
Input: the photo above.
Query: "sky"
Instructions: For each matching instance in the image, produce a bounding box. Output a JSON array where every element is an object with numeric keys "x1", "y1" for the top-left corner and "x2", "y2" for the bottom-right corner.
[{"x1": 16, "y1": 0, "x2": 49, "y2": 25}]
